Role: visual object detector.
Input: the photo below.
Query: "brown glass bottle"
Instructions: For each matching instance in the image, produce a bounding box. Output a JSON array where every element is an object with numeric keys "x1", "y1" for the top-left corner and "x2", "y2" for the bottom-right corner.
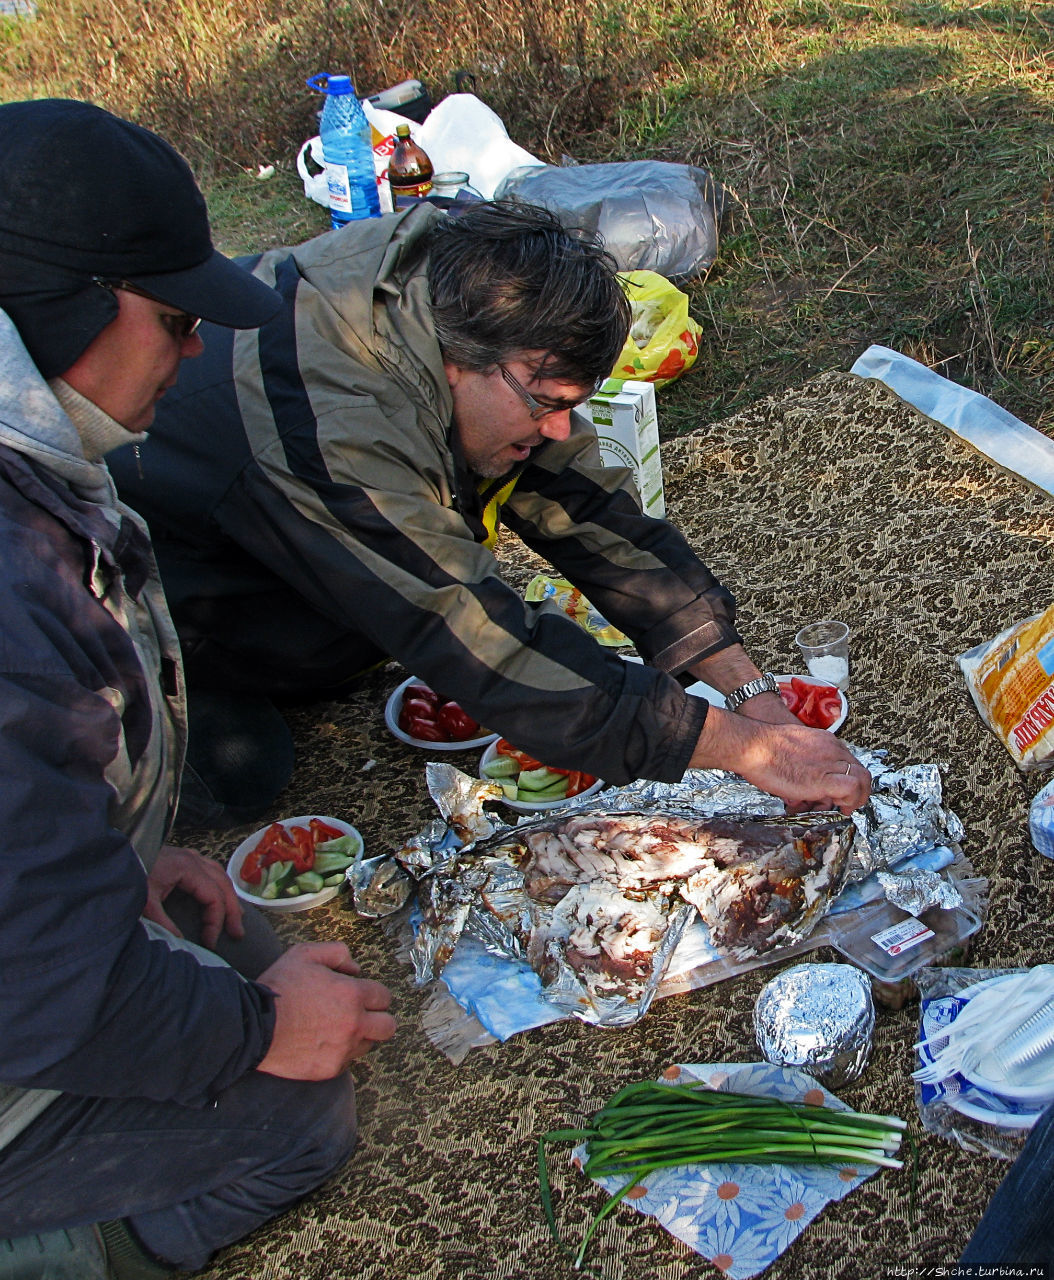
[{"x1": 388, "y1": 124, "x2": 433, "y2": 210}]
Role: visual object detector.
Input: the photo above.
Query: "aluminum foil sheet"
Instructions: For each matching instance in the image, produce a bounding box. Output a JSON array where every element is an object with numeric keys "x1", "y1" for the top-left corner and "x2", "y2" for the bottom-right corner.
[
  {"x1": 361, "y1": 744, "x2": 966, "y2": 1031},
  {"x1": 754, "y1": 962, "x2": 876, "y2": 1088},
  {"x1": 345, "y1": 854, "x2": 413, "y2": 918},
  {"x1": 877, "y1": 866, "x2": 964, "y2": 914},
  {"x1": 845, "y1": 750, "x2": 965, "y2": 882},
  {"x1": 402, "y1": 782, "x2": 853, "y2": 1025}
]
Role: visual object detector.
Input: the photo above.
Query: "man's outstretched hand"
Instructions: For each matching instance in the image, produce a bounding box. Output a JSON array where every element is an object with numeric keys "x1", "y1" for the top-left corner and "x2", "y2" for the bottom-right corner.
[
  {"x1": 256, "y1": 942, "x2": 396, "y2": 1080},
  {"x1": 690, "y1": 705, "x2": 871, "y2": 815}
]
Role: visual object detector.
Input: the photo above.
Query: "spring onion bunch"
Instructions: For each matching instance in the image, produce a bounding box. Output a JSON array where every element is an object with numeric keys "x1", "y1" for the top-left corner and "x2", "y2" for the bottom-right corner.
[{"x1": 539, "y1": 1079, "x2": 906, "y2": 1269}]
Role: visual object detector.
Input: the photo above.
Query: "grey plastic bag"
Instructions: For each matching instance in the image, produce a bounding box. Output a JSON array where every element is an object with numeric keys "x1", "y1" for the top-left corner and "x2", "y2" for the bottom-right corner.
[{"x1": 495, "y1": 160, "x2": 727, "y2": 282}]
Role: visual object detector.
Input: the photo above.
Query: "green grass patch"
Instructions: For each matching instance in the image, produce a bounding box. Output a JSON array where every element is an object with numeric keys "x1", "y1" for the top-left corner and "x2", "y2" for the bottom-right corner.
[{"x1": 3, "y1": 0, "x2": 1052, "y2": 433}]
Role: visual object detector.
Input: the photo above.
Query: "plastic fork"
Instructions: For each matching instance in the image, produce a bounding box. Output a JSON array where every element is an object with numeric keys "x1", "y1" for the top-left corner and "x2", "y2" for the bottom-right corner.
[{"x1": 911, "y1": 1041, "x2": 983, "y2": 1086}]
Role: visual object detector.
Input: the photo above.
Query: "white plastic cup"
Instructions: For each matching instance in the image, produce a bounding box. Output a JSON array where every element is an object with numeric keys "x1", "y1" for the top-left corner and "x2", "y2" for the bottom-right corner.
[{"x1": 794, "y1": 619, "x2": 850, "y2": 691}]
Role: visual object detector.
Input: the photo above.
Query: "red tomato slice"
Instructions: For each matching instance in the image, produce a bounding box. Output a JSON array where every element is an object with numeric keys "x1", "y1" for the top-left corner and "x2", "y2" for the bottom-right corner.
[
  {"x1": 240, "y1": 845, "x2": 266, "y2": 884},
  {"x1": 813, "y1": 690, "x2": 843, "y2": 729},
  {"x1": 406, "y1": 684, "x2": 440, "y2": 706},
  {"x1": 309, "y1": 818, "x2": 345, "y2": 844},
  {"x1": 290, "y1": 825, "x2": 316, "y2": 872},
  {"x1": 777, "y1": 681, "x2": 802, "y2": 714},
  {"x1": 566, "y1": 771, "x2": 598, "y2": 796},
  {"x1": 797, "y1": 687, "x2": 822, "y2": 727},
  {"x1": 495, "y1": 739, "x2": 545, "y2": 771}
]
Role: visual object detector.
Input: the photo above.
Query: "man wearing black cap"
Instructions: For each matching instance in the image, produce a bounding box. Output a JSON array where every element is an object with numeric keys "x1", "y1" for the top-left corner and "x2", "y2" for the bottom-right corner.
[{"x1": 0, "y1": 99, "x2": 395, "y2": 1280}]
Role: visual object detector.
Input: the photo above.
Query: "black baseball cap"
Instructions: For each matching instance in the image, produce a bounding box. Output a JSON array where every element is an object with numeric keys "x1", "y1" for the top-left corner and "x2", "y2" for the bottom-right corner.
[{"x1": 0, "y1": 98, "x2": 281, "y2": 329}]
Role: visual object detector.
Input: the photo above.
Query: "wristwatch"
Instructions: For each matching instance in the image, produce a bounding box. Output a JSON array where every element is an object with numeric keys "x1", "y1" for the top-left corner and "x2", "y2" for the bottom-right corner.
[{"x1": 724, "y1": 672, "x2": 779, "y2": 713}]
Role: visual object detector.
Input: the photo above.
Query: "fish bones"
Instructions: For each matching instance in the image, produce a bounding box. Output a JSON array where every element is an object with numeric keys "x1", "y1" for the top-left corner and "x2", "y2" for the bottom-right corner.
[{"x1": 508, "y1": 808, "x2": 854, "y2": 968}]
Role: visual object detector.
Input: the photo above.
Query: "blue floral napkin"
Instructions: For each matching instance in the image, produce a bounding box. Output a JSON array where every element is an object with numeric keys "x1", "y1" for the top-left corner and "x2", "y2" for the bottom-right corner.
[{"x1": 573, "y1": 1062, "x2": 887, "y2": 1279}]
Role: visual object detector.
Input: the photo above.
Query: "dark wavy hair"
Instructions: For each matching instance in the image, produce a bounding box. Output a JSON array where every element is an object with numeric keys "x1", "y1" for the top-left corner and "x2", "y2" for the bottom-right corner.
[{"x1": 426, "y1": 200, "x2": 630, "y2": 387}]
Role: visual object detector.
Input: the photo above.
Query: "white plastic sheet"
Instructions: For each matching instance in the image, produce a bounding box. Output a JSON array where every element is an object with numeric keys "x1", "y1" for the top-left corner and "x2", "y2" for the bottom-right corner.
[{"x1": 850, "y1": 344, "x2": 1054, "y2": 499}]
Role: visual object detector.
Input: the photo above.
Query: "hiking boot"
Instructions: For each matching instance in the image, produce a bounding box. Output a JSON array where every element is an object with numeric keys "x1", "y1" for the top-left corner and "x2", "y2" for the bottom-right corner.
[
  {"x1": 0, "y1": 1221, "x2": 177, "y2": 1280},
  {"x1": 97, "y1": 1220, "x2": 178, "y2": 1279},
  {"x1": 0, "y1": 1226, "x2": 110, "y2": 1280}
]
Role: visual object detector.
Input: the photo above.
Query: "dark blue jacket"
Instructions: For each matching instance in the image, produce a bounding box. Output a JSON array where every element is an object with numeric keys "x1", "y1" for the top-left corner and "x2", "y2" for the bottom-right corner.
[{"x1": 0, "y1": 312, "x2": 275, "y2": 1149}]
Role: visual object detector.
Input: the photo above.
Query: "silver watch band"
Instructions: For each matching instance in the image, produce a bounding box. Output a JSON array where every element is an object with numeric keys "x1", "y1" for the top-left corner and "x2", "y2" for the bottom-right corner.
[{"x1": 724, "y1": 671, "x2": 779, "y2": 712}]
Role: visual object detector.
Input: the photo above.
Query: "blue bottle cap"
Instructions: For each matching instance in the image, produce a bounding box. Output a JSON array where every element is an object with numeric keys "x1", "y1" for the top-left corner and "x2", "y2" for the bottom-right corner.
[{"x1": 305, "y1": 73, "x2": 354, "y2": 95}]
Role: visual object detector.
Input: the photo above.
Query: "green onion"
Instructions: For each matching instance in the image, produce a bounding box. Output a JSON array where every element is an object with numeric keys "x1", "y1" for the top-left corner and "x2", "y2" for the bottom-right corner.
[{"x1": 539, "y1": 1080, "x2": 906, "y2": 1269}]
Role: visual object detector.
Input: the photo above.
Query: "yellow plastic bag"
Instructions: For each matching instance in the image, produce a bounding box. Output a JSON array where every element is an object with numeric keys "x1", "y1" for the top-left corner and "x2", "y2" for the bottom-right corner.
[
  {"x1": 958, "y1": 603, "x2": 1054, "y2": 770},
  {"x1": 524, "y1": 575, "x2": 628, "y2": 647},
  {"x1": 613, "y1": 270, "x2": 703, "y2": 389}
]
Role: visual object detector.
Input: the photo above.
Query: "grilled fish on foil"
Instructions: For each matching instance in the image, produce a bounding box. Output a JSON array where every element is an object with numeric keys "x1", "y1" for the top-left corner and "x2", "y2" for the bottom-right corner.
[
  {"x1": 410, "y1": 804, "x2": 854, "y2": 1025},
  {"x1": 512, "y1": 809, "x2": 854, "y2": 961}
]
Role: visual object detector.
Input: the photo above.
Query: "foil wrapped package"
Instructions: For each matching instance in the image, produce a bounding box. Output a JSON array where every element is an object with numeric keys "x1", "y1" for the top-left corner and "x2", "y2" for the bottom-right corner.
[
  {"x1": 877, "y1": 866, "x2": 963, "y2": 915},
  {"x1": 754, "y1": 962, "x2": 876, "y2": 1088},
  {"x1": 368, "y1": 745, "x2": 969, "y2": 1033},
  {"x1": 847, "y1": 752, "x2": 966, "y2": 882}
]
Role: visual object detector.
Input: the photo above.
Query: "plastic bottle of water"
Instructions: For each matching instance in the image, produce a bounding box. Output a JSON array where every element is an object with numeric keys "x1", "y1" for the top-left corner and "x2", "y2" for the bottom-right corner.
[{"x1": 306, "y1": 73, "x2": 380, "y2": 227}]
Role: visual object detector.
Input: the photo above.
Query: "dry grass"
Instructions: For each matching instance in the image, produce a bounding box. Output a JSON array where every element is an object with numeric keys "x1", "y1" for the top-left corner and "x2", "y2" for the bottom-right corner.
[{"x1": 3, "y1": 0, "x2": 1054, "y2": 431}]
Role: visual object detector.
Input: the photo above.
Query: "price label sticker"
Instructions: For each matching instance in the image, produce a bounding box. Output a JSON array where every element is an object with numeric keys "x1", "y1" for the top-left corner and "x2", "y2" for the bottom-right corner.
[{"x1": 870, "y1": 916, "x2": 935, "y2": 957}]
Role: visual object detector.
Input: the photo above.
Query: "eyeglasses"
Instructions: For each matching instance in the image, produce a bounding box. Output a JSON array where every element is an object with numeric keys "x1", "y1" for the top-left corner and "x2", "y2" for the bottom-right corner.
[
  {"x1": 499, "y1": 364, "x2": 598, "y2": 421},
  {"x1": 94, "y1": 277, "x2": 202, "y2": 341}
]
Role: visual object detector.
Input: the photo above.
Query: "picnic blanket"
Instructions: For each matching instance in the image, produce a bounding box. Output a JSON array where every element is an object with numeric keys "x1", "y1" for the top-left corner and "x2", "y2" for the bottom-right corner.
[{"x1": 195, "y1": 369, "x2": 1054, "y2": 1280}]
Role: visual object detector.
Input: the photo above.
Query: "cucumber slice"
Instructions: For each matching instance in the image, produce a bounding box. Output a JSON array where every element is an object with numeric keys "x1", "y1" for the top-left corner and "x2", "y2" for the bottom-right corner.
[
  {"x1": 295, "y1": 871, "x2": 325, "y2": 894},
  {"x1": 500, "y1": 780, "x2": 519, "y2": 801},
  {"x1": 519, "y1": 777, "x2": 569, "y2": 802},
  {"x1": 482, "y1": 754, "x2": 521, "y2": 779},
  {"x1": 316, "y1": 833, "x2": 363, "y2": 859},
  {"x1": 516, "y1": 766, "x2": 565, "y2": 792},
  {"x1": 313, "y1": 851, "x2": 356, "y2": 874},
  {"x1": 321, "y1": 872, "x2": 347, "y2": 887}
]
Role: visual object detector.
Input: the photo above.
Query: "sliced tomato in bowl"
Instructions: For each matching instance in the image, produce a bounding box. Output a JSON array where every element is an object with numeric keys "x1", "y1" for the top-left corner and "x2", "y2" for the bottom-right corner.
[{"x1": 776, "y1": 675, "x2": 846, "y2": 732}]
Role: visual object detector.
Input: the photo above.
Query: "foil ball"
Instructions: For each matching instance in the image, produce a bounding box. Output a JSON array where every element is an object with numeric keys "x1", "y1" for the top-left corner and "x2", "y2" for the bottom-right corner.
[{"x1": 753, "y1": 962, "x2": 876, "y2": 1089}]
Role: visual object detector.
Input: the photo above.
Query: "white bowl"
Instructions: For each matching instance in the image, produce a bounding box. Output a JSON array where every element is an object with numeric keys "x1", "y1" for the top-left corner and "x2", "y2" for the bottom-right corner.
[
  {"x1": 227, "y1": 814, "x2": 362, "y2": 912},
  {"x1": 384, "y1": 676, "x2": 499, "y2": 751},
  {"x1": 478, "y1": 741, "x2": 604, "y2": 813}
]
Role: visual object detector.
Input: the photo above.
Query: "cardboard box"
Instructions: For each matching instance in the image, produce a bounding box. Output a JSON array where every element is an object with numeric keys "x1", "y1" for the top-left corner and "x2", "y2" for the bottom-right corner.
[{"x1": 572, "y1": 378, "x2": 665, "y2": 518}]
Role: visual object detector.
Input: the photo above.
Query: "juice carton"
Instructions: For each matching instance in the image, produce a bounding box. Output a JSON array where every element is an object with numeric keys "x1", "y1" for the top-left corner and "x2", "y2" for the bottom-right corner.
[{"x1": 571, "y1": 378, "x2": 665, "y2": 518}]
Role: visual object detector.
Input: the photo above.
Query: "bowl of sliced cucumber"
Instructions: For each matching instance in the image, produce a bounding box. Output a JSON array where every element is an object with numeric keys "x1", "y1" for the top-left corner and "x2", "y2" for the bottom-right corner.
[
  {"x1": 478, "y1": 740, "x2": 604, "y2": 812},
  {"x1": 226, "y1": 814, "x2": 363, "y2": 912}
]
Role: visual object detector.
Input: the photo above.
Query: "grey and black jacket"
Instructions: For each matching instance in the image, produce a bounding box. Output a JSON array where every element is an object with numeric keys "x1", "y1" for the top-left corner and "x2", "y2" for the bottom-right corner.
[
  {"x1": 112, "y1": 206, "x2": 740, "y2": 785},
  {"x1": 0, "y1": 311, "x2": 275, "y2": 1152}
]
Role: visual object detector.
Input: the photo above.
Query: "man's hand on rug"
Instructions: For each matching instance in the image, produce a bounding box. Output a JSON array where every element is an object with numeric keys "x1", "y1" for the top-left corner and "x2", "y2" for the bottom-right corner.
[
  {"x1": 689, "y1": 708, "x2": 871, "y2": 814},
  {"x1": 256, "y1": 941, "x2": 396, "y2": 1079},
  {"x1": 144, "y1": 843, "x2": 246, "y2": 948}
]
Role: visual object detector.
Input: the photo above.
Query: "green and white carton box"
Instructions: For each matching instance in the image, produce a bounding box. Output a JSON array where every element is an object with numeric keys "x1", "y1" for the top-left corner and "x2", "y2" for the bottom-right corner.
[{"x1": 572, "y1": 378, "x2": 665, "y2": 518}]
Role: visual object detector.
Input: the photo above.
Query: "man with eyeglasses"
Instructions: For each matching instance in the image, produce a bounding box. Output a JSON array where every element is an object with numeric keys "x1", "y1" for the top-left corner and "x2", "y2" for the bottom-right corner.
[
  {"x1": 113, "y1": 200, "x2": 868, "y2": 829},
  {"x1": 0, "y1": 99, "x2": 395, "y2": 1280}
]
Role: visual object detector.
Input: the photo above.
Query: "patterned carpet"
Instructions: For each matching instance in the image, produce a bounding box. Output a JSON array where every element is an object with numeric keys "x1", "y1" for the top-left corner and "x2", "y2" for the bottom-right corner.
[{"x1": 194, "y1": 370, "x2": 1054, "y2": 1280}]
